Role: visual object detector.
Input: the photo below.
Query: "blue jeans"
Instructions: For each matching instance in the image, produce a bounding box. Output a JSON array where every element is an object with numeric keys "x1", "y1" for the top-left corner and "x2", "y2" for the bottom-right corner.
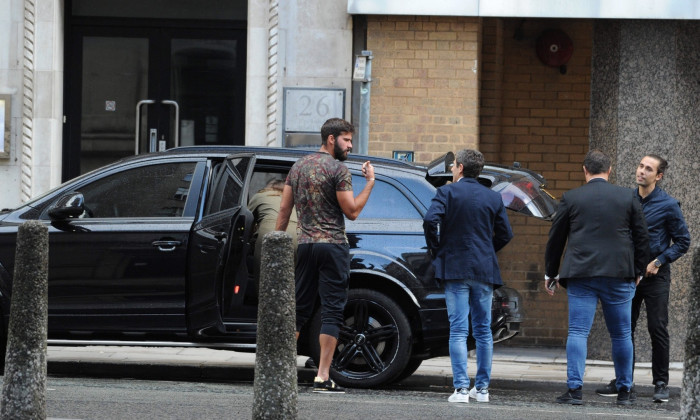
[
  {"x1": 444, "y1": 279, "x2": 493, "y2": 390},
  {"x1": 566, "y1": 277, "x2": 635, "y2": 390}
]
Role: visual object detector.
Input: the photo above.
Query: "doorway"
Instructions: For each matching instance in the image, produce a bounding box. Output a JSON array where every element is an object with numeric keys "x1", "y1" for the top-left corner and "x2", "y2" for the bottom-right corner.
[{"x1": 63, "y1": 1, "x2": 247, "y2": 180}]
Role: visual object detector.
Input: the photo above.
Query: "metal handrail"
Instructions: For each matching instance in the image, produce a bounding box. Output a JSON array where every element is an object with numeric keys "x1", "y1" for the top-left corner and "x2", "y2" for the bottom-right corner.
[
  {"x1": 161, "y1": 100, "x2": 180, "y2": 148},
  {"x1": 134, "y1": 99, "x2": 155, "y2": 154}
]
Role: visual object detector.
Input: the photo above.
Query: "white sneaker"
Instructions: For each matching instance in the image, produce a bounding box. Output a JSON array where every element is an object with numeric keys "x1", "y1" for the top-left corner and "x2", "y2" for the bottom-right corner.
[
  {"x1": 448, "y1": 388, "x2": 469, "y2": 403},
  {"x1": 469, "y1": 387, "x2": 489, "y2": 402}
]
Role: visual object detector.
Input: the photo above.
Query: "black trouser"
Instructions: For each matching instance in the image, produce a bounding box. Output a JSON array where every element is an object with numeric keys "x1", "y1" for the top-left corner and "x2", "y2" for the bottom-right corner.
[
  {"x1": 295, "y1": 243, "x2": 350, "y2": 339},
  {"x1": 631, "y1": 266, "x2": 670, "y2": 385}
]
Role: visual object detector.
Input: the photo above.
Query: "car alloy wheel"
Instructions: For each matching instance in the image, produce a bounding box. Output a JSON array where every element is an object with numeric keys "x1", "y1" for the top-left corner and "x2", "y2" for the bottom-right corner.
[{"x1": 328, "y1": 288, "x2": 413, "y2": 388}]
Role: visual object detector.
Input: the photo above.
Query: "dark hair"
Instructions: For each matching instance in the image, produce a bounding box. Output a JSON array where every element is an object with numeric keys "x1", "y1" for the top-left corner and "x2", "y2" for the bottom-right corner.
[
  {"x1": 321, "y1": 118, "x2": 354, "y2": 145},
  {"x1": 583, "y1": 150, "x2": 611, "y2": 175},
  {"x1": 455, "y1": 149, "x2": 484, "y2": 178},
  {"x1": 646, "y1": 154, "x2": 668, "y2": 175}
]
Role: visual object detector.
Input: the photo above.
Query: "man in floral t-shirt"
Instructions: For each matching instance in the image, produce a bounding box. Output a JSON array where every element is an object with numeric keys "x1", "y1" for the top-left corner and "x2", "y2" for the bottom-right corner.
[{"x1": 276, "y1": 118, "x2": 375, "y2": 393}]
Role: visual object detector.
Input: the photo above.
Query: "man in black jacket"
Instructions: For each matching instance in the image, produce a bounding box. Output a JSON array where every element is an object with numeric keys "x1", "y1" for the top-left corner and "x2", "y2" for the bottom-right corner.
[
  {"x1": 545, "y1": 150, "x2": 649, "y2": 406},
  {"x1": 595, "y1": 154, "x2": 690, "y2": 403}
]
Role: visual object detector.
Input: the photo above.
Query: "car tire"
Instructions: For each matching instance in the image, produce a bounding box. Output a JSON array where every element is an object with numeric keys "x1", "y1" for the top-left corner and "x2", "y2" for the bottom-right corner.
[
  {"x1": 391, "y1": 357, "x2": 423, "y2": 383},
  {"x1": 308, "y1": 288, "x2": 413, "y2": 388}
]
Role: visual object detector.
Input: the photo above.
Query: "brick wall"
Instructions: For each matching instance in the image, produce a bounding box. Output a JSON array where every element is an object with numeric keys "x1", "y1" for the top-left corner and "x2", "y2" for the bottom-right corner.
[
  {"x1": 365, "y1": 16, "x2": 594, "y2": 347},
  {"x1": 480, "y1": 18, "x2": 593, "y2": 346},
  {"x1": 366, "y1": 16, "x2": 481, "y2": 162}
]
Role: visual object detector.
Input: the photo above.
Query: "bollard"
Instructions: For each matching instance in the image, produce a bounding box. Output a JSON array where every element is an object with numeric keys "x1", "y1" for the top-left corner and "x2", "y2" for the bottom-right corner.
[
  {"x1": 252, "y1": 231, "x2": 297, "y2": 420},
  {"x1": 0, "y1": 221, "x2": 49, "y2": 419},
  {"x1": 681, "y1": 246, "x2": 700, "y2": 419}
]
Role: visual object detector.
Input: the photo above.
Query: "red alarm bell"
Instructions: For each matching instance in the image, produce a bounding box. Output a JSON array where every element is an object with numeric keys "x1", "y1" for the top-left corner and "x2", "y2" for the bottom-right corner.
[{"x1": 536, "y1": 29, "x2": 573, "y2": 74}]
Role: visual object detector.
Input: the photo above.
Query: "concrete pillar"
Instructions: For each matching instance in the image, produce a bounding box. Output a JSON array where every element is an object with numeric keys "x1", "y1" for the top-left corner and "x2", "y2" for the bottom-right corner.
[
  {"x1": 252, "y1": 231, "x2": 297, "y2": 419},
  {"x1": 681, "y1": 247, "x2": 700, "y2": 419},
  {"x1": 0, "y1": 221, "x2": 49, "y2": 419},
  {"x1": 588, "y1": 20, "x2": 700, "y2": 364}
]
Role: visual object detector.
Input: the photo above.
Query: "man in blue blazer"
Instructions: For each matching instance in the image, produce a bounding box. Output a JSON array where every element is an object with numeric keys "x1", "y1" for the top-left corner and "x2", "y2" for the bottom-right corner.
[
  {"x1": 423, "y1": 149, "x2": 513, "y2": 404},
  {"x1": 545, "y1": 150, "x2": 649, "y2": 406}
]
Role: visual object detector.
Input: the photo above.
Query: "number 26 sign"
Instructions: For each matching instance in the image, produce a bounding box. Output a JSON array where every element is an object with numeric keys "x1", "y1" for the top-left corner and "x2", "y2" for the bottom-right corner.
[{"x1": 283, "y1": 88, "x2": 345, "y2": 133}]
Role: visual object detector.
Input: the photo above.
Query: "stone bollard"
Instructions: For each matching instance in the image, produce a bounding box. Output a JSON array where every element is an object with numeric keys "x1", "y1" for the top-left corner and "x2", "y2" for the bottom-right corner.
[
  {"x1": 681, "y1": 246, "x2": 700, "y2": 419},
  {"x1": 0, "y1": 221, "x2": 49, "y2": 419},
  {"x1": 252, "y1": 231, "x2": 297, "y2": 420}
]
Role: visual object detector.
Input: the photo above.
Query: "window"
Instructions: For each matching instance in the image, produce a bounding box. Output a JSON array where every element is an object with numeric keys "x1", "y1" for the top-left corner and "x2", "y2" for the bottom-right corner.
[
  {"x1": 78, "y1": 162, "x2": 196, "y2": 218},
  {"x1": 214, "y1": 171, "x2": 242, "y2": 213},
  {"x1": 248, "y1": 171, "x2": 288, "y2": 202},
  {"x1": 206, "y1": 157, "x2": 252, "y2": 214},
  {"x1": 352, "y1": 176, "x2": 421, "y2": 219}
]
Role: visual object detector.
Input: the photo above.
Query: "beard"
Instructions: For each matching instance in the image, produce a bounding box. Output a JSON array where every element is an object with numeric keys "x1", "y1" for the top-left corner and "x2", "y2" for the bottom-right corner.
[{"x1": 334, "y1": 141, "x2": 349, "y2": 161}]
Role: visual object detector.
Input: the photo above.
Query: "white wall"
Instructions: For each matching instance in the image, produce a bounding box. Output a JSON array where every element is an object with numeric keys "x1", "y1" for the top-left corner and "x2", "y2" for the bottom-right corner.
[
  {"x1": 0, "y1": 0, "x2": 64, "y2": 210},
  {"x1": 245, "y1": 0, "x2": 270, "y2": 147},
  {"x1": 32, "y1": 0, "x2": 64, "y2": 198},
  {"x1": 0, "y1": 0, "x2": 23, "y2": 209},
  {"x1": 246, "y1": 0, "x2": 353, "y2": 147}
]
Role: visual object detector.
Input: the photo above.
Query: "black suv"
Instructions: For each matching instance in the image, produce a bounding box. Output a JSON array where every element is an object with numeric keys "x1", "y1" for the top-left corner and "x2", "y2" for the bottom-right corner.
[{"x1": 0, "y1": 146, "x2": 557, "y2": 387}]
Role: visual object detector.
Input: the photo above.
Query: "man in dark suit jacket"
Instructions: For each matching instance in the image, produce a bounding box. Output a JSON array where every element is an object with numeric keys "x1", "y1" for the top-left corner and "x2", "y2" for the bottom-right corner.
[
  {"x1": 424, "y1": 149, "x2": 513, "y2": 404},
  {"x1": 545, "y1": 150, "x2": 649, "y2": 406}
]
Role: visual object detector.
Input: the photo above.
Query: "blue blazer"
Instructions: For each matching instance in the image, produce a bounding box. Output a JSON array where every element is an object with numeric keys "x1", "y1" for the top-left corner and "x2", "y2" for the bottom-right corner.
[{"x1": 423, "y1": 177, "x2": 513, "y2": 285}]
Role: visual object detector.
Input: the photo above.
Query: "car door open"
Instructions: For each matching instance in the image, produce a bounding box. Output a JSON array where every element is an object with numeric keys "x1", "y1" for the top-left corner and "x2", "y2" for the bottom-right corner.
[{"x1": 186, "y1": 153, "x2": 256, "y2": 337}]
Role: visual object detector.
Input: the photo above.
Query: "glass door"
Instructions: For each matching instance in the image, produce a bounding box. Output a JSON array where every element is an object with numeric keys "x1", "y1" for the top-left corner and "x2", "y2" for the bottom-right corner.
[
  {"x1": 170, "y1": 38, "x2": 243, "y2": 149},
  {"x1": 64, "y1": 24, "x2": 246, "y2": 179},
  {"x1": 79, "y1": 36, "x2": 149, "y2": 174}
]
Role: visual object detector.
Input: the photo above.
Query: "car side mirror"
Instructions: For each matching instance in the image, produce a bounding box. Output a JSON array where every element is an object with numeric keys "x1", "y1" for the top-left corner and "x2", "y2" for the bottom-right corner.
[{"x1": 48, "y1": 192, "x2": 86, "y2": 220}]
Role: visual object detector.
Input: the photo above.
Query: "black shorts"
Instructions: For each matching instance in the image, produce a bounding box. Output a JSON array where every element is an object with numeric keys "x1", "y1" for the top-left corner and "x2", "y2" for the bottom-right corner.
[{"x1": 295, "y1": 243, "x2": 350, "y2": 338}]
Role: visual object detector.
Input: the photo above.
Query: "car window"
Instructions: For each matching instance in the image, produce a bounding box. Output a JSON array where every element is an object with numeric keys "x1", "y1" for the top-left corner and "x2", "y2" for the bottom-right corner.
[
  {"x1": 77, "y1": 162, "x2": 197, "y2": 218},
  {"x1": 248, "y1": 170, "x2": 289, "y2": 203},
  {"x1": 218, "y1": 172, "x2": 242, "y2": 212},
  {"x1": 352, "y1": 175, "x2": 421, "y2": 219},
  {"x1": 206, "y1": 156, "x2": 252, "y2": 214}
]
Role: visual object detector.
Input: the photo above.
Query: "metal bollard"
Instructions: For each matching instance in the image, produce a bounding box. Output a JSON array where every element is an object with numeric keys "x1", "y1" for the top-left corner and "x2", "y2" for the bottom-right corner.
[
  {"x1": 1, "y1": 221, "x2": 49, "y2": 419},
  {"x1": 252, "y1": 231, "x2": 297, "y2": 420},
  {"x1": 681, "y1": 246, "x2": 700, "y2": 419}
]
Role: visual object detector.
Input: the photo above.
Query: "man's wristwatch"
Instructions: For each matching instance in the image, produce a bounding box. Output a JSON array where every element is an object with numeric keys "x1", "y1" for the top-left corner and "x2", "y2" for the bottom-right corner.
[{"x1": 653, "y1": 259, "x2": 662, "y2": 268}]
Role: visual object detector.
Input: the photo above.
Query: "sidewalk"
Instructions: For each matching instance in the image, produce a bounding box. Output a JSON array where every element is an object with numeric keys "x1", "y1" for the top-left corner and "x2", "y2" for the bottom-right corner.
[{"x1": 45, "y1": 344, "x2": 683, "y2": 392}]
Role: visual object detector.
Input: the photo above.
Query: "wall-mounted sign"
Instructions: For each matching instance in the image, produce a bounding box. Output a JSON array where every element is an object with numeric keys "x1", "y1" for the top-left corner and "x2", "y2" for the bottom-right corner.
[
  {"x1": 353, "y1": 56, "x2": 367, "y2": 81},
  {"x1": 283, "y1": 88, "x2": 345, "y2": 134},
  {"x1": 393, "y1": 150, "x2": 414, "y2": 162},
  {"x1": 0, "y1": 95, "x2": 10, "y2": 158}
]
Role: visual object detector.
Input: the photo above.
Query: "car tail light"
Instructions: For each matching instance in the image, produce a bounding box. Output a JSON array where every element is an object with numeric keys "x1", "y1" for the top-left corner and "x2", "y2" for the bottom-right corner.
[{"x1": 499, "y1": 180, "x2": 539, "y2": 212}]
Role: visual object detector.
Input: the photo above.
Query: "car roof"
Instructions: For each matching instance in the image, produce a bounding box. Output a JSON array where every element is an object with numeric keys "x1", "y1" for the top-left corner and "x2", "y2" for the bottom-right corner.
[
  {"x1": 154, "y1": 145, "x2": 431, "y2": 177},
  {"x1": 122, "y1": 145, "x2": 545, "y2": 188},
  {"x1": 170, "y1": 145, "x2": 415, "y2": 164}
]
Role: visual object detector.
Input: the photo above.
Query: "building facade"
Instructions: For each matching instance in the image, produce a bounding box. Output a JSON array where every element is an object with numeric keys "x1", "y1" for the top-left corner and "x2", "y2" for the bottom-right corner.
[{"x1": 0, "y1": 0, "x2": 697, "y2": 360}]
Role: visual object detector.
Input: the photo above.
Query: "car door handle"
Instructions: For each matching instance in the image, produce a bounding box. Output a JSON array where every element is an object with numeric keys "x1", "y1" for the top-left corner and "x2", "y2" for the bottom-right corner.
[
  {"x1": 198, "y1": 244, "x2": 217, "y2": 253},
  {"x1": 152, "y1": 240, "x2": 182, "y2": 252}
]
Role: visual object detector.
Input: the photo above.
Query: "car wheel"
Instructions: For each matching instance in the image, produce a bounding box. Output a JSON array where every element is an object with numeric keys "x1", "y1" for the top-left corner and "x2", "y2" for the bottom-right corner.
[
  {"x1": 309, "y1": 288, "x2": 413, "y2": 388},
  {"x1": 391, "y1": 357, "x2": 423, "y2": 383}
]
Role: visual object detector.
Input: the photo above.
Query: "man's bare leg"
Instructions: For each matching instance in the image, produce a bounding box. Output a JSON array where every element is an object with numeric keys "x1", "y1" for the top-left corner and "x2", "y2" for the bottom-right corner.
[{"x1": 317, "y1": 333, "x2": 338, "y2": 381}]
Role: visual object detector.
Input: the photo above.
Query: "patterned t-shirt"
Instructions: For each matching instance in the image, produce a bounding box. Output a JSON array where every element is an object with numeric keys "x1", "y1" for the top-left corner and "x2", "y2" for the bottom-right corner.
[{"x1": 286, "y1": 152, "x2": 353, "y2": 244}]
